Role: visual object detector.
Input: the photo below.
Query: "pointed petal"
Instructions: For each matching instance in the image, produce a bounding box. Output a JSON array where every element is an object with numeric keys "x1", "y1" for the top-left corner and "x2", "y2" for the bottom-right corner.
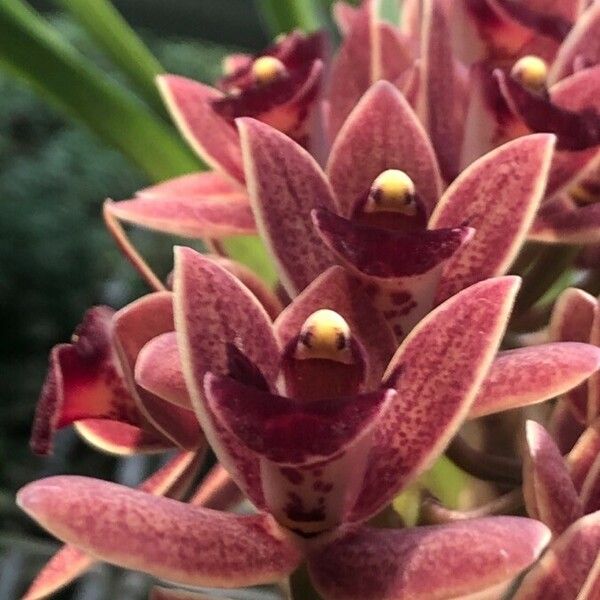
[
  {"x1": 238, "y1": 117, "x2": 336, "y2": 295},
  {"x1": 106, "y1": 193, "x2": 255, "y2": 238},
  {"x1": 549, "y1": 288, "x2": 597, "y2": 423},
  {"x1": 523, "y1": 421, "x2": 583, "y2": 535},
  {"x1": 333, "y1": 1, "x2": 359, "y2": 35},
  {"x1": 568, "y1": 418, "x2": 600, "y2": 491},
  {"x1": 137, "y1": 171, "x2": 243, "y2": 199},
  {"x1": 157, "y1": 75, "x2": 244, "y2": 183},
  {"x1": 549, "y1": 398, "x2": 586, "y2": 454},
  {"x1": 577, "y1": 553, "x2": 600, "y2": 600},
  {"x1": 22, "y1": 451, "x2": 202, "y2": 600},
  {"x1": 430, "y1": 134, "x2": 555, "y2": 303},
  {"x1": 189, "y1": 463, "x2": 243, "y2": 511},
  {"x1": 513, "y1": 511, "x2": 600, "y2": 600},
  {"x1": 350, "y1": 276, "x2": 521, "y2": 522},
  {"x1": 274, "y1": 266, "x2": 396, "y2": 388},
  {"x1": 173, "y1": 248, "x2": 280, "y2": 507},
  {"x1": 113, "y1": 293, "x2": 203, "y2": 449},
  {"x1": 30, "y1": 306, "x2": 165, "y2": 455},
  {"x1": 17, "y1": 477, "x2": 301, "y2": 587},
  {"x1": 470, "y1": 343, "x2": 600, "y2": 418},
  {"x1": 418, "y1": 0, "x2": 467, "y2": 182},
  {"x1": 549, "y1": 2, "x2": 600, "y2": 84},
  {"x1": 308, "y1": 517, "x2": 550, "y2": 600},
  {"x1": 326, "y1": 81, "x2": 442, "y2": 218},
  {"x1": 529, "y1": 202, "x2": 600, "y2": 244}
]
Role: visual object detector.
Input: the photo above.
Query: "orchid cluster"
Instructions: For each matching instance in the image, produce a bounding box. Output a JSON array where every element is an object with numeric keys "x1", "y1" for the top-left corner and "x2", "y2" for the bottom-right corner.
[{"x1": 16, "y1": 1, "x2": 600, "y2": 599}]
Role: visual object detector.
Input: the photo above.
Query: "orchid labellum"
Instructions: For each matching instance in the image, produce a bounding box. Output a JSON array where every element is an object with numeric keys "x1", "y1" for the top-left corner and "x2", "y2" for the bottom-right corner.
[{"x1": 16, "y1": 1, "x2": 600, "y2": 599}]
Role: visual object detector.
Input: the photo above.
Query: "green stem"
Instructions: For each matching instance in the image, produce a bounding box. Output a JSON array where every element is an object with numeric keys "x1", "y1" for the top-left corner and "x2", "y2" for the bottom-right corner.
[
  {"x1": 257, "y1": 0, "x2": 322, "y2": 34},
  {"x1": 0, "y1": 0, "x2": 200, "y2": 181},
  {"x1": 53, "y1": 0, "x2": 166, "y2": 115},
  {"x1": 289, "y1": 564, "x2": 322, "y2": 600}
]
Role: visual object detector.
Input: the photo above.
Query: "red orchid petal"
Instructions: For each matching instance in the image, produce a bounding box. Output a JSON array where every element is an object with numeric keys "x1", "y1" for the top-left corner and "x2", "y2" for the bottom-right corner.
[
  {"x1": 549, "y1": 288, "x2": 598, "y2": 423},
  {"x1": 523, "y1": 420, "x2": 583, "y2": 536},
  {"x1": 136, "y1": 332, "x2": 191, "y2": 410},
  {"x1": 157, "y1": 75, "x2": 244, "y2": 183},
  {"x1": 529, "y1": 202, "x2": 600, "y2": 244},
  {"x1": 350, "y1": 276, "x2": 520, "y2": 522},
  {"x1": 327, "y1": 0, "x2": 412, "y2": 140},
  {"x1": 581, "y1": 453, "x2": 600, "y2": 513},
  {"x1": 212, "y1": 256, "x2": 284, "y2": 320},
  {"x1": 549, "y1": 2, "x2": 600, "y2": 84},
  {"x1": 173, "y1": 248, "x2": 280, "y2": 507},
  {"x1": 326, "y1": 81, "x2": 442, "y2": 218},
  {"x1": 137, "y1": 171, "x2": 243, "y2": 200},
  {"x1": 22, "y1": 451, "x2": 202, "y2": 600},
  {"x1": 568, "y1": 418, "x2": 600, "y2": 491},
  {"x1": 106, "y1": 192, "x2": 255, "y2": 238},
  {"x1": 332, "y1": 1, "x2": 359, "y2": 35},
  {"x1": 237, "y1": 117, "x2": 337, "y2": 296},
  {"x1": 578, "y1": 554, "x2": 600, "y2": 600},
  {"x1": 30, "y1": 306, "x2": 166, "y2": 455},
  {"x1": 418, "y1": 0, "x2": 467, "y2": 182},
  {"x1": 549, "y1": 398, "x2": 586, "y2": 454},
  {"x1": 431, "y1": 134, "x2": 555, "y2": 303},
  {"x1": 113, "y1": 292, "x2": 203, "y2": 450},
  {"x1": 589, "y1": 301, "x2": 600, "y2": 421},
  {"x1": 470, "y1": 342, "x2": 600, "y2": 419},
  {"x1": 205, "y1": 373, "x2": 395, "y2": 532},
  {"x1": 17, "y1": 477, "x2": 302, "y2": 587},
  {"x1": 513, "y1": 511, "x2": 600, "y2": 600},
  {"x1": 189, "y1": 463, "x2": 243, "y2": 511},
  {"x1": 308, "y1": 517, "x2": 550, "y2": 600},
  {"x1": 274, "y1": 266, "x2": 396, "y2": 388}
]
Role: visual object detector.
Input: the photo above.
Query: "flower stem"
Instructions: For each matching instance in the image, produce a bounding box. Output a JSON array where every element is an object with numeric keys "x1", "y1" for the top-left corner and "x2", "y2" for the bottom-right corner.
[{"x1": 289, "y1": 563, "x2": 322, "y2": 600}]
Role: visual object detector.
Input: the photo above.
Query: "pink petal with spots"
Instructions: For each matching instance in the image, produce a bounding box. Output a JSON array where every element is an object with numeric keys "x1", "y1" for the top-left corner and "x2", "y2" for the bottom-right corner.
[
  {"x1": 549, "y1": 288, "x2": 597, "y2": 423},
  {"x1": 326, "y1": 81, "x2": 442, "y2": 218},
  {"x1": 308, "y1": 517, "x2": 550, "y2": 600},
  {"x1": 30, "y1": 306, "x2": 167, "y2": 456},
  {"x1": 568, "y1": 418, "x2": 600, "y2": 491},
  {"x1": 350, "y1": 276, "x2": 520, "y2": 522},
  {"x1": 274, "y1": 266, "x2": 396, "y2": 388},
  {"x1": 22, "y1": 452, "x2": 201, "y2": 600},
  {"x1": 238, "y1": 117, "x2": 337, "y2": 295},
  {"x1": 158, "y1": 75, "x2": 244, "y2": 183},
  {"x1": 513, "y1": 511, "x2": 600, "y2": 600},
  {"x1": 106, "y1": 192, "x2": 255, "y2": 238},
  {"x1": 549, "y1": 3, "x2": 600, "y2": 83},
  {"x1": 523, "y1": 420, "x2": 583, "y2": 535},
  {"x1": 136, "y1": 171, "x2": 243, "y2": 200},
  {"x1": 136, "y1": 332, "x2": 191, "y2": 410},
  {"x1": 206, "y1": 373, "x2": 395, "y2": 532},
  {"x1": 113, "y1": 293, "x2": 203, "y2": 450},
  {"x1": 17, "y1": 477, "x2": 302, "y2": 587},
  {"x1": 581, "y1": 453, "x2": 600, "y2": 513},
  {"x1": 173, "y1": 247, "x2": 280, "y2": 507},
  {"x1": 430, "y1": 134, "x2": 555, "y2": 303},
  {"x1": 470, "y1": 343, "x2": 600, "y2": 419},
  {"x1": 417, "y1": 0, "x2": 467, "y2": 182}
]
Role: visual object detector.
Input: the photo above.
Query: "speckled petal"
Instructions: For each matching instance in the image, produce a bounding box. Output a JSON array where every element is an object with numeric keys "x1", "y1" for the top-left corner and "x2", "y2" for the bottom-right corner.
[
  {"x1": 17, "y1": 477, "x2": 302, "y2": 587},
  {"x1": 21, "y1": 451, "x2": 202, "y2": 600},
  {"x1": 513, "y1": 511, "x2": 600, "y2": 600},
  {"x1": 137, "y1": 172, "x2": 240, "y2": 200},
  {"x1": 173, "y1": 247, "x2": 280, "y2": 507},
  {"x1": 430, "y1": 134, "x2": 555, "y2": 303},
  {"x1": 274, "y1": 266, "x2": 396, "y2": 388},
  {"x1": 113, "y1": 292, "x2": 203, "y2": 450},
  {"x1": 158, "y1": 75, "x2": 244, "y2": 183},
  {"x1": 326, "y1": 81, "x2": 442, "y2": 218},
  {"x1": 470, "y1": 343, "x2": 600, "y2": 419},
  {"x1": 350, "y1": 276, "x2": 520, "y2": 522},
  {"x1": 308, "y1": 517, "x2": 550, "y2": 600},
  {"x1": 238, "y1": 117, "x2": 336, "y2": 295},
  {"x1": 523, "y1": 420, "x2": 583, "y2": 535},
  {"x1": 417, "y1": 0, "x2": 467, "y2": 182},
  {"x1": 549, "y1": 3, "x2": 600, "y2": 84},
  {"x1": 30, "y1": 306, "x2": 167, "y2": 455},
  {"x1": 549, "y1": 288, "x2": 598, "y2": 423}
]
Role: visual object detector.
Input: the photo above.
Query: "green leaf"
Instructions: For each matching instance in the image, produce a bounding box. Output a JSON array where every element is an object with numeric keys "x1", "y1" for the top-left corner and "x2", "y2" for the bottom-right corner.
[
  {"x1": 0, "y1": 0, "x2": 200, "y2": 181},
  {"x1": 257, "y1": 0, "x2": 322, "y2": 34},
  {"x1": 53, "y1": 0, "x2": 167, "y2": 115},
  {"x1": 222, "y1": 235, "x2": 279, "y2": 286}
]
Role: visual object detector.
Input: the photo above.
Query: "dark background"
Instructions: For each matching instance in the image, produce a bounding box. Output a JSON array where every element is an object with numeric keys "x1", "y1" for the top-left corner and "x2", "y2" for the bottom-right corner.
[{"x1": 0, "y1": 2, "x2": 270, "y2": 597}]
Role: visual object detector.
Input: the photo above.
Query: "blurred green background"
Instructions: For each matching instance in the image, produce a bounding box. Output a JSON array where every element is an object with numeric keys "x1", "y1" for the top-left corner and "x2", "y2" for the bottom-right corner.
[{"x1": 0, "y1": 2, "x2": 272, "y2": 597}]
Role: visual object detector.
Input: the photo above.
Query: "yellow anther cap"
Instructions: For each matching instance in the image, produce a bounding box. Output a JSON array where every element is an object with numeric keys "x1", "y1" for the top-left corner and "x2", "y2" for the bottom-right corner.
[
  {"x1": 510, "y1": 55, "x2": 548, "y2": 91},
  {"x1": 365, "y1": 169, "x2": 417, "y2": 215},
  {"x1": 251, "y1": 56, "x2": 286, "y2": 85},
  {"x1": 295, "y1": 309, "x2": 353, "y2": 362}
]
